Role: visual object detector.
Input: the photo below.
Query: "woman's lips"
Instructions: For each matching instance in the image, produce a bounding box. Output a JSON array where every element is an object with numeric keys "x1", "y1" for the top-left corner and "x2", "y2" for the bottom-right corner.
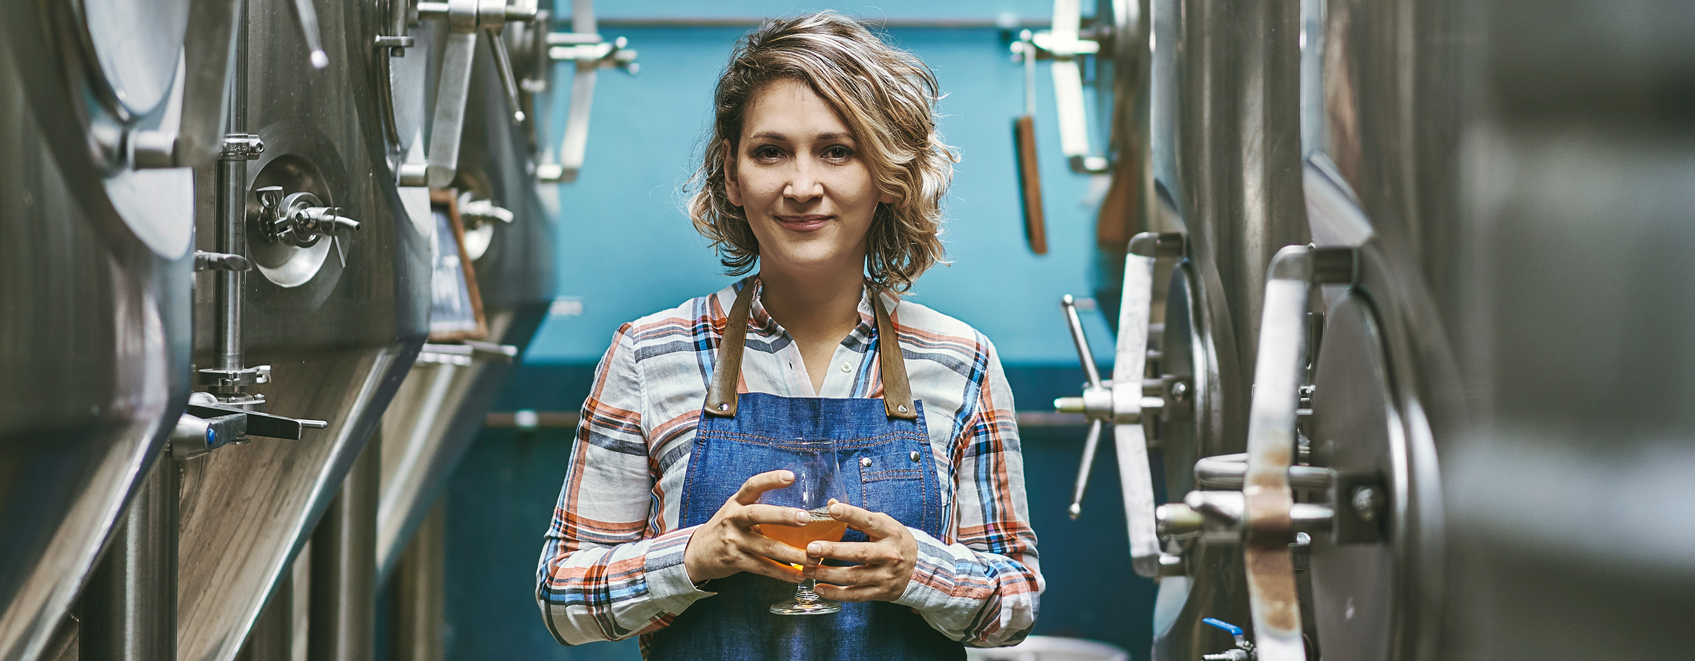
[{"x1": 774, "y1": 215, "x2": 832, "y2": 231}]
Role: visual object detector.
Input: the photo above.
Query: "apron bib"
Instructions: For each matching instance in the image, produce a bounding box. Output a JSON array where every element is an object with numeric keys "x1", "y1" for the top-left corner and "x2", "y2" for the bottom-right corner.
[{"x1": 643, "y1": 282, "x2": 964, "y2": 661}]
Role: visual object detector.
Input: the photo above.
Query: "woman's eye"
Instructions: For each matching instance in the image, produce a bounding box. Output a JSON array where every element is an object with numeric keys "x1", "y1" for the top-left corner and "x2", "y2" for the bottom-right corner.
[
  {"x1": 752, "y1": 145, "x2": 782, "y2": 159},
  {"x1": 823, "y1": 146, "x2": 853, "y2": 161}
]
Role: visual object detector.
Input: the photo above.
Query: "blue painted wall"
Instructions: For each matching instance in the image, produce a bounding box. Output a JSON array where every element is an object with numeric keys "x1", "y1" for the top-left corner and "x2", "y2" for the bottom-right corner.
[{"x1": 432, "y1": 4, "x2": 1158, "y2": 660}]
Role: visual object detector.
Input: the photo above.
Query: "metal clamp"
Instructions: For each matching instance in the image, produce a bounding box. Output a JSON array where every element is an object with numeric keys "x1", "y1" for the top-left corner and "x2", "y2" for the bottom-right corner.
[
  {"x1": 373, "y1": 0, "x2": 418, "y2": 55},
  {"x1": 536, "y1": 0, "x2": 639, "y2": 184}
]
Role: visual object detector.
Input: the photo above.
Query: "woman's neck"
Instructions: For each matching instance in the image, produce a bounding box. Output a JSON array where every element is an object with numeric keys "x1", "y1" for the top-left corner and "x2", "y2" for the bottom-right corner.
[{"x1": 757, "y1": 263, "x2": 866, "y2": 393}]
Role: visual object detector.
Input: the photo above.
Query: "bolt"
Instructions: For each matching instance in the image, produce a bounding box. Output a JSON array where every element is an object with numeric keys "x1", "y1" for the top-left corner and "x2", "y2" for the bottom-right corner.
[
  {"x1": 1351, "y1": 485, "x2": 1382, "y2": 523},
  {"x1": 1169, "y1": 380, "x2": 1190, "y2": 402}
]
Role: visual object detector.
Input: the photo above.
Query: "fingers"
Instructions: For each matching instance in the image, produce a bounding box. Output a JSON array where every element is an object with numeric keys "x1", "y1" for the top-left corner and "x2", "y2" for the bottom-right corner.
[
  {"x1": 732, "y1": 470, "x2": 795, "y2": 505},
  {"x1": 810, "y1": 563, "x2": 878, "y2": 587},
  {"x1": 739, "y1": 555, "x2": 805, "y2": 584},
  {"x1": 805, "y1": 540, "x2": 885, "y2": 565},
  {"x1": 745, "y1": 534, "x2": 809, "y2": 567},
  {"x1": 828, "y1": 502, "x2": 897, "y2": 538},
  {"x1": 732, "y1": 503, "x2": 811, "y2": 528}
]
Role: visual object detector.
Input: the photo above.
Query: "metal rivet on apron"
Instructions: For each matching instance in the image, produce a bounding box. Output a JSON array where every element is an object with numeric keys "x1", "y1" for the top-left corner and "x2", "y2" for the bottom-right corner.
[
  {"x1": 909, "y1": 451, "x2": 920, "y2": 463},
  {"x1": 840, "y1": 362, "x2": 851, "y2": 373},
  {"x1": 860, "y1": 457, "x2": 872, "y2": 467},
  {"x1": 716, "y1": 403, "x2": 728, "y2": 411},
  {"x1": 897, "y1": 404, "x2": 908, "y2": 414}
]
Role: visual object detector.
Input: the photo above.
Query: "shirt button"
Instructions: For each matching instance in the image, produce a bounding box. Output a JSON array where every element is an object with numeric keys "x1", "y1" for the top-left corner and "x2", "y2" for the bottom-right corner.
[
  {"x1": 860, "y1": 457, "x2": 873, "y2": 467},
  {"x1": 909, "y1": 451, "x2": 921, "y2": 463},
  {"x1": 840, "y1": 362, "x2": 851, "y2": 373}
]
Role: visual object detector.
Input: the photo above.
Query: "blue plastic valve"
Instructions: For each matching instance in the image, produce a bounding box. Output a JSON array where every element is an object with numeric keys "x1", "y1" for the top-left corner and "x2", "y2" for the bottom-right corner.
[{"x1": 1203, "y1": 618, "x2": 1244, "y2": 637}]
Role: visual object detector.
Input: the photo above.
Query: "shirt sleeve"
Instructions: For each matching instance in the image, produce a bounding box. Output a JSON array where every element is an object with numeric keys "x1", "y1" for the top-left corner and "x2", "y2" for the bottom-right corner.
[
  {"x1": 535, "y1": 323, "x2": 713, "y2": 644},
  {"x1": 894, "y1": 336, "x2": 1044, "y2": 647}
]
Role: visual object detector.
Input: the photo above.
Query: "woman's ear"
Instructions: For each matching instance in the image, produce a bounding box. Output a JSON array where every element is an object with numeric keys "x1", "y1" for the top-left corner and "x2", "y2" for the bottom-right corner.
[
  {"x1": 722, "y1": 140, "x2": 744, "y2": 207},
  {"x1": 878, "y1": 190, "x2": 897, "y2": 205}
]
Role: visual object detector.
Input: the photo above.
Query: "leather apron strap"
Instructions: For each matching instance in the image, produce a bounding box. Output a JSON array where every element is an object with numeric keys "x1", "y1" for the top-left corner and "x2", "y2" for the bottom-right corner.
[{"x1": 705, "y1": 281, "x2": 918, "y2": 420}]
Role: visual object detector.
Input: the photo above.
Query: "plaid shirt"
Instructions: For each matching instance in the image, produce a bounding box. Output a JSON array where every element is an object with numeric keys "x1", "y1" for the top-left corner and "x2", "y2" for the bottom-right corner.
[{"x1": 536, "y1": 278, "x2": 1043, "y2": 649}]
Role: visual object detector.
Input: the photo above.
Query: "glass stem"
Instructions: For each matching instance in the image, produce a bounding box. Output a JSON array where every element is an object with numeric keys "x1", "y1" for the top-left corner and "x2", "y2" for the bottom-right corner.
[{"x1": 796, "y1": 578, "x2": 819, "y2": 603}]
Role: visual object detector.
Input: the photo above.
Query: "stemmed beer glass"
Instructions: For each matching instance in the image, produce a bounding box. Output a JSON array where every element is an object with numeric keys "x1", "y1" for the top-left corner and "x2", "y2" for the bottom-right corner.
[{"x1": 760, "y1": 439, "x2": 848, "y2": 615}]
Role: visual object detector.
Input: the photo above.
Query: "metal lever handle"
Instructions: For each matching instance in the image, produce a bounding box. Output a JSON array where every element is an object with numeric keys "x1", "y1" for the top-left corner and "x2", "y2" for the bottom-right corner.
[
  {"x1": 1232, "y1": 244, "x2": 1357, "y2": 661},
  {"x1": 1061, "y1": 295, "x2": 1102, "y2": 388},
  {"x1": 302, "y1": 207, "x2": 361, "y2": 234},
  {"x1": 288, "y1": 0, "x2": 330, "y2": 69},
  {"x1": 459, "y1": 196, "x2": 515, "y2": 226},
  {"x1": 488, "y1": 31, "x2": 526, "y2": 123},
  {"x1": 194, "y1": 251, "x2": 250, "y2": 272}
]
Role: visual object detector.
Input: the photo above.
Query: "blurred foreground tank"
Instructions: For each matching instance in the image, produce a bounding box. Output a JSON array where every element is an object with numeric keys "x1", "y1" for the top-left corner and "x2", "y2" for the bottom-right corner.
[{"x1": 0, "y1": 0, "x2": 218, "y2": 655}]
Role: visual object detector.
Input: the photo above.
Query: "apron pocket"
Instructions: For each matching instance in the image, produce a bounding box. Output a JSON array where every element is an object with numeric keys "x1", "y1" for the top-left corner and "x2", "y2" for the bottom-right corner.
[{"x1": 858, "y1": 452, "x2": 927, "y2": 522}]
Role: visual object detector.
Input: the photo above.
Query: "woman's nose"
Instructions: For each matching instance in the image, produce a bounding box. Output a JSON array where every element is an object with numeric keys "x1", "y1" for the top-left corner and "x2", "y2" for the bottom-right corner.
[{"x1": 783, "y1": 160, "x2": 823, "y2": 202}]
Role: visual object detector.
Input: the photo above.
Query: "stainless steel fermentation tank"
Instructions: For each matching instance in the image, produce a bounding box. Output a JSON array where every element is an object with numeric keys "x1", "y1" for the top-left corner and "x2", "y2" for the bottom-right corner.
[
  {"x1": 377, "y1": 0, "x2": 634, "y2": 596},
  {"x1": 377, "y1": 15, "x2": 557, "y2": 583},
  {"x1": 0, "y1": 0, "x2": 212, "y2": 656},
  {"x1": 1046, "y1": 0, "x2": 1695, "y2": 659},
  {"x1": 175, "y1": 0, "x2": 431, "y2": 658}
]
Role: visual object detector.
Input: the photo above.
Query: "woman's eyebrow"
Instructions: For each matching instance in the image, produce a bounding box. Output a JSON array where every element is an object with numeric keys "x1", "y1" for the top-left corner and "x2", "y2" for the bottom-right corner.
[{"x1": 746, "y1": 131, "x2": 853, "y2": 142}]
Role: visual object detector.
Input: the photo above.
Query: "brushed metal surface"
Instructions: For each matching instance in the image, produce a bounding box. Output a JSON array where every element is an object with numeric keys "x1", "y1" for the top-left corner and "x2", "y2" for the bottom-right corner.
[
  {"x1": 377, "y1": 34, "x2": 555, "y2": 580},
  {"x1": 1149, "y1": 0, "x2": 1311, "y2": 657},
  {"x1": 0, "y1": 15, "x2": 190, "y2": 661},
  {"x1": 174, "y1": 0, "x2": 430, "y2": 659}
]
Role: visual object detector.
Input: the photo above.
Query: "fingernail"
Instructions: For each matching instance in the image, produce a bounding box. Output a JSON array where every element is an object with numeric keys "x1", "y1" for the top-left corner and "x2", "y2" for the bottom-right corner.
[
  {"x1": 781, "y1": 470, "x2": 794, "y2": 482},
  {"x1": 830, "y1": 503, "x2": 844, "y2": 517},
  {"x1": 808, "y1": 542, "x2": 823, "y2": 555},
  {"x1": 794, "y1": 510, "x2": 809, "y2": 524}
]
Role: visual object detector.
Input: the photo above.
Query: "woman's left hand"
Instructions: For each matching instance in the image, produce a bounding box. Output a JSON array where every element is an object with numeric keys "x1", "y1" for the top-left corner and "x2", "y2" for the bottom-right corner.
[{"x1": 804, "y1": 502, "x2": 918, "y2": 602}]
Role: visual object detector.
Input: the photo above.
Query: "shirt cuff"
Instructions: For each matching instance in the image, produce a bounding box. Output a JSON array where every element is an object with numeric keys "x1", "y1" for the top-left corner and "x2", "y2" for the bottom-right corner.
[
  {"x1": 892, "y1": 528, "x2": 947, "y2": 611},
  {"x1": 644, "y1": 525, "x2": 717, "y2": 607}
]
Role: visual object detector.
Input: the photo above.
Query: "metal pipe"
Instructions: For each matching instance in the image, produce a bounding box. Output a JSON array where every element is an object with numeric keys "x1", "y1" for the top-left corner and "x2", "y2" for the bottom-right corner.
[
  {"x1": 79, "y1": 449, "x2": 177, "y2": 661},
  {"x1": 215, "y1": 0, "x2": 249, "y2": 374},
  {"x1": 392, "y1": 500, "x2": 446, "y2": 661},
  {"x1": 308, "y1": 436, "x2": 379, "y2": 661}
]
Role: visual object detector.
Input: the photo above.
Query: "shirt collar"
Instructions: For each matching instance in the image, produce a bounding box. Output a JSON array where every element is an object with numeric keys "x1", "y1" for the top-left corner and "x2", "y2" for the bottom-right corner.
[{"x1": 720, "y1": 276, "x2": 900, "y2": 342}]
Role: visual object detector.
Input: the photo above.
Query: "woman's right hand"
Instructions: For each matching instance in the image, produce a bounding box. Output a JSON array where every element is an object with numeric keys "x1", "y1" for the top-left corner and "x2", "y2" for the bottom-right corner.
[{"x1": 682, "y1": 470, "x2": 813, "y2": 584}]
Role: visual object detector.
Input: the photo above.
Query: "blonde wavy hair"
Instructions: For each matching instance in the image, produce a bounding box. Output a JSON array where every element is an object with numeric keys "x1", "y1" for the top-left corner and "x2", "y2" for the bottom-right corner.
[{"x1": 686, "y1": 11, "x2": 957, "y2": 292}]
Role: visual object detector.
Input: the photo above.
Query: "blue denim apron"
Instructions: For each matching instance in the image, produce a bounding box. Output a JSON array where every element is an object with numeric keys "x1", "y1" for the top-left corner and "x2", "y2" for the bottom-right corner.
[{"x1": 644, "y1": 282, "x2": 965, "y2": 661}]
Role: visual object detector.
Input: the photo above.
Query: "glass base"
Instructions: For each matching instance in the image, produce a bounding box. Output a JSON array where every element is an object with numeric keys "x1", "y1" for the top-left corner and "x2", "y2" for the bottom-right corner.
[{"x1": 769, "y1": 596, "x2": 841, "y2": 615}]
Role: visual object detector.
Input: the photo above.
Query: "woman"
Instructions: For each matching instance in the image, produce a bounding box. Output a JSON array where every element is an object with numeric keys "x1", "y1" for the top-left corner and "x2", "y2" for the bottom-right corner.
[{"x1": 537, "y1": 12, "x2": 1042, "y2": 659}]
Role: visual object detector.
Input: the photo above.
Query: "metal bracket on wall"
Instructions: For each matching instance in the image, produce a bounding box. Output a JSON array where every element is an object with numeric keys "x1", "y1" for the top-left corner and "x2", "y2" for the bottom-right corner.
[
  {"x1": 1025, "y1": 0, "x2": 1109, "y2": 174},
  {"x1": 536, "y1": 0, "x2": 638, "y2": 184}
]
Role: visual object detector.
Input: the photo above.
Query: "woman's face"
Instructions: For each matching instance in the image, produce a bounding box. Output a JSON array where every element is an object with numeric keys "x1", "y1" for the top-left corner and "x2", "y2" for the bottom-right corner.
[{"x1": 725, "y1": 80, "x2": 894, "y2": 280}]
